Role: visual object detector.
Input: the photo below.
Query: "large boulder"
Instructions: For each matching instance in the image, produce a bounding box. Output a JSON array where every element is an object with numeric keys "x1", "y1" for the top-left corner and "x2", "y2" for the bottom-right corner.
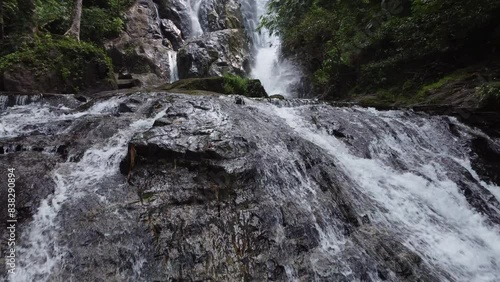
[
  {"x1": 158, "y1": 76, "x2": 268, "y2": 98},
  {"x1": 154, "y1": 0, "x2": 197, "y2": 38},
  {"x1": 105, "y1": 0, "x2": 181, "y2": 84},
  {"x1": 177, "y1": 29, "x2": 251, "y2": 78},
  {"x1": 160, "y1": 18, "x2": 184, "y2": 50}
]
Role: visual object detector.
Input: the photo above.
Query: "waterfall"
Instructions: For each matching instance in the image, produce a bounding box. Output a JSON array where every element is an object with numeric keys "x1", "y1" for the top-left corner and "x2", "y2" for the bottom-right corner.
[
  {"x1": 3, "y1": 92, "x2": 500, "y2": 280},
  {"x1": 6, "y1": 96, "x2": 167, "y2": 281},
  {"x1": 168, "y1": 50, "x2": 179, "y2": 83},
  {"x1": 188, "y1": 0, "x2": 203, "y2": 37},
  {"x1": 244, "y1": 0, "x2": 302, "y2": 96},
  {"x1": 249, "y1": 100, "x2": 500, "y2": 281}
]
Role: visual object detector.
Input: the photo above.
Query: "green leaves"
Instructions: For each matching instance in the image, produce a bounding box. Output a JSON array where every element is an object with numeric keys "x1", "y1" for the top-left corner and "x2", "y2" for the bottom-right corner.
[
  {"x1": 35, "y1": 0, "x2": 70, "y2": 29},
  {"x1": 260, "y1": 0, "x2": 500, "y2": 98}
]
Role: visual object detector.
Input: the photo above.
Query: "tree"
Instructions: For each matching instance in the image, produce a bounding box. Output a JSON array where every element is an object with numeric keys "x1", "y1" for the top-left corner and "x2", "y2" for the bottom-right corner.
[
  {"x1": 65, "y1": 0, "x2": 82, "y2": 41},
  {"x1": 17, "y1": 0, "x2": 36, "y2": 34}
]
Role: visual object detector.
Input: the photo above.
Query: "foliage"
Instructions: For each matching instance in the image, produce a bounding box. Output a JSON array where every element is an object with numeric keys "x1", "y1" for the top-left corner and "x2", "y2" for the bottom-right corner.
[
  {"x1": 223, "y1": 73, "x2": 249, "y2": 95},
  {"x1": 476, "y1": 82, "x2": 500, "y2": 110},
  {"x1": 0, "y1": 35, "x2": 114, "y2": 92},
  {"x1": 261, "y1": 0, "x2": 500, "y2": 99},
  {"x1": 81, "y1": 6, "x2": 124, "y2": 43},
  {"x1": 0, "y1": 0, "x2": 134, "y2": 93},
  {"x1": 1, "y1": 0, "x2": 132, "y2": 43}
]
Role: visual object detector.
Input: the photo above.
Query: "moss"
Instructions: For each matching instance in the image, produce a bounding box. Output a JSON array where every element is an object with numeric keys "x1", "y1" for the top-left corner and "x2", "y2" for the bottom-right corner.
[
  {"x1": 476, "y1": 82, "x2": 500, "y2": 110},
  {"x1": 416, "y1": 71, "x2": 468, "y2": 98},
  {"x1": 269, "y1": 94, "x2": 285, "y2": 100},
  {"x1": 0, "y1": 34, "x2": 115, "y2": 93},
  {"x1": 158, "y1": 75, "x2": 268, "y2": 98}
]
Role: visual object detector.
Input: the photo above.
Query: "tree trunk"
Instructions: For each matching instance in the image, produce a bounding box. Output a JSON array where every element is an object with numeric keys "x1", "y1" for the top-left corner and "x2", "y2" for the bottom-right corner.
[{"x1": 65, "y1": 0, "x2": 83, "y2": 41}]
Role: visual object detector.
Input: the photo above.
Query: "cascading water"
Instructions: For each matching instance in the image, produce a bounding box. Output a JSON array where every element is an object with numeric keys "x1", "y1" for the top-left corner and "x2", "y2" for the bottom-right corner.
[
  {"x1": 244, "y1": 0, "x2": 302, "y2": 96},
  {"x1": 167, "y1": 50, "x2": 179, "y2": 83},
  {"x1": 3, "y1": 92, "x2": 500, "y2": 281},
  {"x1": 249, "y1": 101, "x2": 500, "y2": 281},
  {"x1": 3, "y1": 95, "x2": 168, "y2": 281},
  {"x1": 3, "y1": 0, "x2": 500, "y2": 281},
  {"x1": 188, "y1": 0, "x2": 203, "y2": 37}
]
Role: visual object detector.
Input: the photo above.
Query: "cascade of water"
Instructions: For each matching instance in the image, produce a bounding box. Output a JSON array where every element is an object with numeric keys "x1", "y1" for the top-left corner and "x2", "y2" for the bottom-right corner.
[
  {"x1": 8, "y1": 98, "x2": 167, "y2": 281},
  {"x1": 249, "y1": 101, "x2": 500, "y2": 281},
  {"x1": 244, "y1": 0, "x2": 302, "y2": 96},
  {"x1": 168, "y1": 50, "x2": 179, "y2": 83},
  {"x1": 188, "y1": 0, "x2": 203, "y2": 37},
  {"x1": 0, "y1": 94, "x2": 9, "y2": 111}
]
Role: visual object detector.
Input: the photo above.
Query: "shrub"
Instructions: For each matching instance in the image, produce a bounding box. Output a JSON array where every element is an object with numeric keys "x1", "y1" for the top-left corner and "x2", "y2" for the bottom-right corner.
[
  {"x1": 0, "y1": 35, "x2": 115, "y2": 93},
  {"x1": 223, "y1": 73, "x2": 249, "y2": 94},
  {"x1": 476, "y1": 82, "x2": 500, "y2": 110}
]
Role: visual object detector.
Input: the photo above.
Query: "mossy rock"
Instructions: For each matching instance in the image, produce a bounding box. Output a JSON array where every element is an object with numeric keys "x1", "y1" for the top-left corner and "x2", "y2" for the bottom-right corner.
[
  {"x1": 158, "y1": 76, "x2": 268, "y2": 98},
  {"x1": 269, "y1": 94, "x2": 285, "y2": 100}
]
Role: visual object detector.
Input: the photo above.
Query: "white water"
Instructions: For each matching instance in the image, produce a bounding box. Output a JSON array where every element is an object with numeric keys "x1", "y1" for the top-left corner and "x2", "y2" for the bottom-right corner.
[
  {"x1": 252, "y1": 102, "x2": 500, "y2": 281},
  {"x1": 248, "y1": 0, "x2": 302, "y2": 96},
  {"x1": 0, "y1": 97, "x2": 123, "y2": 138},
  {"x1": 188, "y1": 0, "x2": 203, "y2": 37},
  {"x1": 9, "y1": 99, "x2": 167, "y2": 281},
  {"x1": 168, "y1": 50, "x2": 179, "y2": 83}
]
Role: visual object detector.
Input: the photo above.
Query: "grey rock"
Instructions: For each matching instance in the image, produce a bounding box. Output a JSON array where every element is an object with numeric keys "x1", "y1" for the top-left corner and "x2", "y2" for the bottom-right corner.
[
  {"x1": 177, "y1": 29, "x2": 251, "y2": 78},
  {"x1": 199, "y1": 0, "x2": 245, "y2": 32},
  {"x1": 106, "y1": 0, "x2": 178, "y2": 84},
  {"x1": 160, "y1": 18, "x2": 185, "y2": 50}
]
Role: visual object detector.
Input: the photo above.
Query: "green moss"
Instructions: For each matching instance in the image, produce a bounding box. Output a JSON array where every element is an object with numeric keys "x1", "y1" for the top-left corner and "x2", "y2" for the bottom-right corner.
[
  {"x1": 416, "y1": 71, "x2": 468, "y2": 97},
  {"x1": 269, "y1": 94, "x2": 285, "y2": 100},
  {"x1": 158, "y1": 75, "x2": 268, "y2": 98},
  {"x1": 0, "y1": 35, "x2": 115, "y2": 93}
]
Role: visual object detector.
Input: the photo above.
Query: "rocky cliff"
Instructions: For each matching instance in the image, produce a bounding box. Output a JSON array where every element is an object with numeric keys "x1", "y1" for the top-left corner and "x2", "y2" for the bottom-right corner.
[{"x1": 106, "y1": 0, "x2": 253, "y2": 86}]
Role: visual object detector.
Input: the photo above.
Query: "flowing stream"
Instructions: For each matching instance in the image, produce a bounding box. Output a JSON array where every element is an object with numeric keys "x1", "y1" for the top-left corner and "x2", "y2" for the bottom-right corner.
[{"x1": 2, "y1": 0, "x2": 500, "y2": 281}]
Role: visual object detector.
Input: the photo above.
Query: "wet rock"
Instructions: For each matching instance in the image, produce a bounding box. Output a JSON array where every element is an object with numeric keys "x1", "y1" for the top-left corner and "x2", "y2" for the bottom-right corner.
[
  {"x1": 199, "y1": 0, "x2": 245, "y2": 32},
  {"x1": 155, "y1": 0, "x2": 197, "y2": 38},
  {"x1": 118, "y1": 103, "x2": 134, "y2": 113},
  {"x1": 117, "y1": 79, "x2": 142, "y2": 90},
  {"x1": 177, "y1": 29, "x2": 251, "y2": 78},
  {"x1": 470, "y1": 136, "x2": 500, "y2": 186},
  {"x1": 160, "y1": 19, "x2": 184, "y2": 50},
  {"x1": 246, "y1": 79, "x2": 267, "y2": 98},
  {"x1": 235, "y1": 96, "x2": 245, "y2": 105},
  {"x1": 5, "y1": 92, "x2": 495, "y2": 281},
  {"x1": 106, "y1": 0, "x2": 177, "y2": 85},
  {"x1": 349, "y1": 227, "x2": 440, "y2": 282},
  {"x1": 0, "y1": 152, "x2": 58, "y2": 225}
]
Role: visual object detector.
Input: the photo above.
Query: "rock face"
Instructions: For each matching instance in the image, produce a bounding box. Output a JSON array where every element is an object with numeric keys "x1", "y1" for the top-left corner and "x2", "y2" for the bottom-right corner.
[
  {"x1": 199, "y1": 0, "x2": 245, "y2": 32},
  {"x1": 106, "y1": 0, "x2": 180, "y2": 85},
  {"x1": 4, "y1": 92, "x2": 500, "y2": 281},
  {"x1": 106, "y1": 0, "x2": 253, "y2": 85},
  {"x1": 177, "y1": 29, "x2": 251, "y2": 78},
  {"x1": 154, "y1": 0, "x2": 197, "y2": 38}
]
